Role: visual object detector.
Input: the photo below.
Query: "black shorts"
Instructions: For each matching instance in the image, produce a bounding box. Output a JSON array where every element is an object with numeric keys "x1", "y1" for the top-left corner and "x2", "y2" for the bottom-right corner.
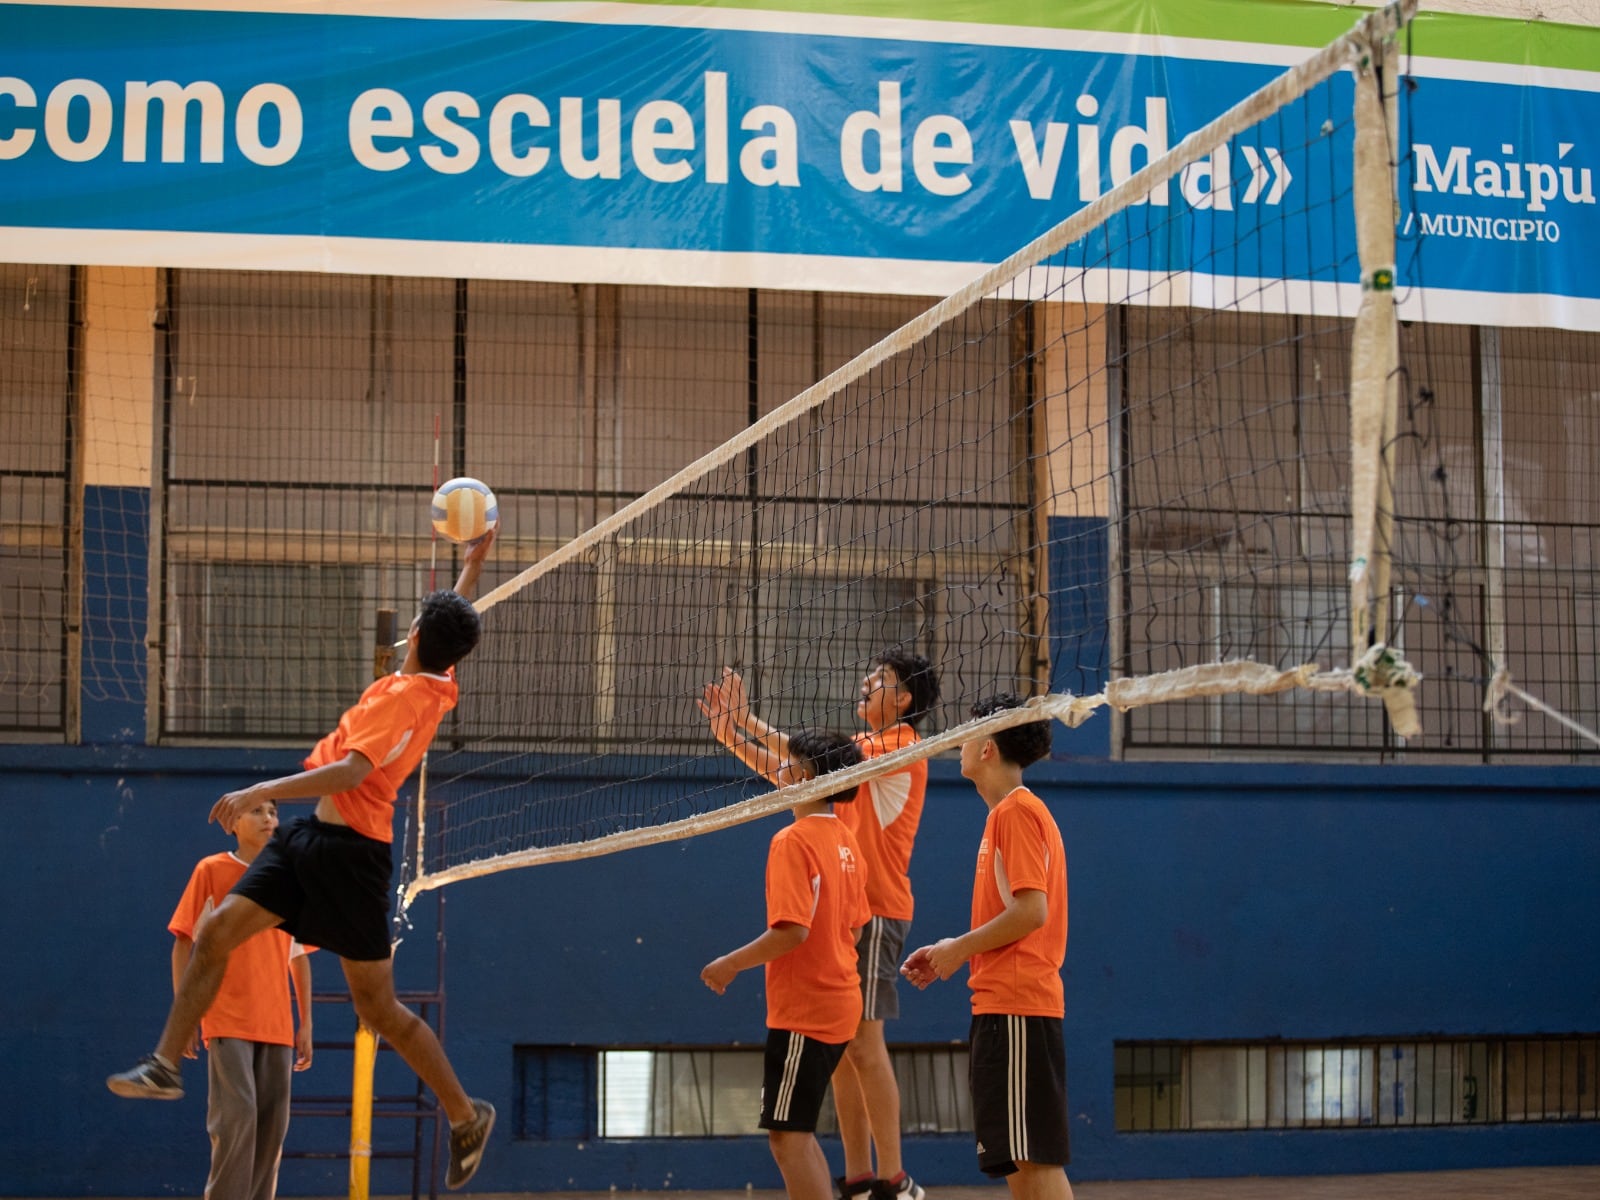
[
  {"x1": 759, "y1": 1029, "x2": 848, "y2": 1133},
  {"x1": 969, "y1": 1014, "x2": 1071, "y2": 1176},
  {"x1": 232, "y1": 815, "x2": 393, "y2": 962}
]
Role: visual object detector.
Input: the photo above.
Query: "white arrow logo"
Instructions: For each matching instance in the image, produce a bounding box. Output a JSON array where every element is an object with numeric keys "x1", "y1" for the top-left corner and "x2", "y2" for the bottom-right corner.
[{"x1": 1240, "y1": 146, "x2": 1293, "y2": 204}]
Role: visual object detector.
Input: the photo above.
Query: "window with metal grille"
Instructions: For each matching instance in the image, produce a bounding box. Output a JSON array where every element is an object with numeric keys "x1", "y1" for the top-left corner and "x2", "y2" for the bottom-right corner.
[
  {"x1": 1115, "y1": 1036, "x2": 1600, "y2": 1131},
  {"x1": 0, "y1": 264, "x2": 73, "y2": 737},
  {"x1": 514, "y1": 1044, "x2": 970, "y2": 1139},
  {"x1": 1117, "y1": 310, "x2": 1600, "y2": 761}
]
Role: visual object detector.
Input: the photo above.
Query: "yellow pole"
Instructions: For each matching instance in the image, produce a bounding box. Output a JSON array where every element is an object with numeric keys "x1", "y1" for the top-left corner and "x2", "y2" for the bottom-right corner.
[
  {"x1": 349, "y1": 609, "x2": 397, "y2": 1200},
  {"x1": 349, "y1": 1023, "x2": 379, "y2": 1200}
]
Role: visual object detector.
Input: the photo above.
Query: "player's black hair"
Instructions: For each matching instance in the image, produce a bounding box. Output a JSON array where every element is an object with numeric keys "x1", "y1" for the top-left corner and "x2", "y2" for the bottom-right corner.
[
  {"x1": 874, "y1": 646, "x2": 940, "y2": 729},
  {"x1": 969, "y1": 693, "x2": 1052, "y2": 768},
  {"x1": 787, "y1": 728, "x2": 864, "y2": 805},
  {"x1": 415, "y1": 589, "x2": 481, "y2": 672}
]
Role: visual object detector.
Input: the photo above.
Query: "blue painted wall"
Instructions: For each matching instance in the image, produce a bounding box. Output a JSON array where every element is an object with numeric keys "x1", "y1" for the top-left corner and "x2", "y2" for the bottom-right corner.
[{"x1": 4, "y1": 748, "x2": 1597, "y2": 1195}]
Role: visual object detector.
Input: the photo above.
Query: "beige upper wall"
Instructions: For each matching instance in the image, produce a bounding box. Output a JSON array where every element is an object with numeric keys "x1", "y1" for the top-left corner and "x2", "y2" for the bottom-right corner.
[{"x1": 83, "y1": 267, "x2": 155, "y2": 488}]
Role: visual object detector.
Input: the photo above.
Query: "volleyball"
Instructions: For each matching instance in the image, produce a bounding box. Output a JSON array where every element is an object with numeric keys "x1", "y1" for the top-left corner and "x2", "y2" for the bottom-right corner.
[{"x1": 431, "y1": 477, "x2": 498, "y2": 543}]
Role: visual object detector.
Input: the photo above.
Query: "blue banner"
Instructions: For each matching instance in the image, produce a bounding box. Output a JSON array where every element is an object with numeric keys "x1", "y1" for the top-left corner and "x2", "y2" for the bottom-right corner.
[{"x1": 0, "y1": 2, "x2": 1595, "y2": 328}]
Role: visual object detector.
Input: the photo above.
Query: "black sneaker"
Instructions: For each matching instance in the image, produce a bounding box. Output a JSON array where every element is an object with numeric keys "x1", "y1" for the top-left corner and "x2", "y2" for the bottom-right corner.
[
  {"x1": 446, "y1": 1098, "x2": 495, "y2": 1189},
  {"x1": 871, "y1": 1175, "x2": 926, "y2": 1200},
  {"x1": 837, "y1": 1177, "x2": 876, "y2": 1200},
  {"x1": 106, "y1": 1055, "x2": 183, "y2": 1100}
]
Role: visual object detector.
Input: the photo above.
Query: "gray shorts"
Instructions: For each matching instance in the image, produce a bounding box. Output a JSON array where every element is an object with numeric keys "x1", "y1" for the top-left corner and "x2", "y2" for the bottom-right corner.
[{"x1": 857, "y1": 915, "x2": 911, "y2": 1021}]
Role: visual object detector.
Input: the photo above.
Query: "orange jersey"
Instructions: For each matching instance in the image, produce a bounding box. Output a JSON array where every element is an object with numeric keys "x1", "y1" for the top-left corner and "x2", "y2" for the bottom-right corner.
[
  {"x1": 843, "y1": 724, "x2": 926, "y2": 921},
  {"x1": 169, "y1": 852, "x2": 308, "y2": 1047},
  {"x1": 764, "y1": 813, "x2": 871, "y2": 1043},
  {"x1": 304, "y1": 669, "x2": 458, "y2": 843},
  {"x1": 967, "y1": 787, "x2": 1068, "y2": 1018}
]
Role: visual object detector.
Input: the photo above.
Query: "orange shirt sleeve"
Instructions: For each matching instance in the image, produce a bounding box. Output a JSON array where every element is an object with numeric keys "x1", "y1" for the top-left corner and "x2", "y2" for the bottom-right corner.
[
  {"x1": 993, "y1": 802, "x2": 1051, "y2": 895},
  {"x1": 765, "y1": 829, "x2": 820, "y2": 931},
  {"x1": 168, "y1": 859, "x2": 217, "y2": 939}
]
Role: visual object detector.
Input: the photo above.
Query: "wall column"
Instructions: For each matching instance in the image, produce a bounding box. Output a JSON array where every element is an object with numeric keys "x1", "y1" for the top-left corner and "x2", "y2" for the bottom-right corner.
[{"x1": 78, "y1": 266, "x2": 157, "y2": 743}]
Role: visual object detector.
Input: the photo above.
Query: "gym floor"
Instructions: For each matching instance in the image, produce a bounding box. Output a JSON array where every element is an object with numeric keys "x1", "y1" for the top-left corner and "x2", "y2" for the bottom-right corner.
[{"x1": 520, "y1": 1164, "x2": 1600, "y2": 1200}]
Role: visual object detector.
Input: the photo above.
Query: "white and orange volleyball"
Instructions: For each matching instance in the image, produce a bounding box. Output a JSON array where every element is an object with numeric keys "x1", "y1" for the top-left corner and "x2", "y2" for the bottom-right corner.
[{"x1": 430, "y1": 477, "x2": 498, "y2": 543}]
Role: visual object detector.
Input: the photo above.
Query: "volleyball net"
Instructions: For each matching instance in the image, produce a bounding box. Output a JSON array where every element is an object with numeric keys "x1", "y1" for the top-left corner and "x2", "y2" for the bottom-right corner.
[{"x1": 402, "y1": 0, "x2": 1434, "y2": 903}]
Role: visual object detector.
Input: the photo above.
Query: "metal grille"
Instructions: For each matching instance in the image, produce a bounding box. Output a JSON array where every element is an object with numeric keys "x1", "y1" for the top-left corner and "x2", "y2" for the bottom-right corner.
[
  {"x1": 1116, "y1": 1036, "x2": 1600, "y2": 1131},
  {"x1": 0, "y1": 264, "x2": 72, "y2": 735},
  {"x1": 560, "y1": 1045, "x2": 972, "y2": 1139},
  {"x1": 1120, "y1": 313, "x2": 1600, "y2": 760}
]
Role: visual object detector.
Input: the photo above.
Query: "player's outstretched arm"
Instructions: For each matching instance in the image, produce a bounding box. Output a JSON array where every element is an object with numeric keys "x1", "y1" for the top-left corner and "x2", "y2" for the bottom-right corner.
[
  {"x1": 698, "y1": 667, "x2": 796, "y2": 783},
  {"x1": 210, "y1": 751, "x2": 376, "y2": 831},
  {"x1": 719, "y1": 668, "x2": 790, "y2": 758},
  {"x1": 453, "y1": 527, "x2": 495, "y2": 602}
]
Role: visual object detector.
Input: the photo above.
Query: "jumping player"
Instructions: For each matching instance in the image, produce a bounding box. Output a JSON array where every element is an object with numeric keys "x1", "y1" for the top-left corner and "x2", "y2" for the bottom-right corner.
[{"x1": 109, "y1": 533, "x2": 499, "y2": 1191}]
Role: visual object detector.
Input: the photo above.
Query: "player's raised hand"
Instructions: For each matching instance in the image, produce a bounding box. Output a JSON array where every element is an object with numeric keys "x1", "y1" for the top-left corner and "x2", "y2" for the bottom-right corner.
[
  {"x1": 698, "y1": 670, "x2": 740, "y2": 745},
  {"x1": 454, "y1": 526, "x2": 496, "y2": 600},
  {"x1": 464, "y1": 525, "x2": 496, "y2": 563},
  {"x1": 719, "y1": 667, "x2": 751, "y2": 726}
]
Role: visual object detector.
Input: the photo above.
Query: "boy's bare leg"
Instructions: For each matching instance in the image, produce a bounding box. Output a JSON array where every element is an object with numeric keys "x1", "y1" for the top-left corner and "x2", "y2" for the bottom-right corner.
[
  {"x1": 342, "y1": 956, "x2": 475, "y2": 1126},
  {"x1": 155, "y1": 895, "x2": 282, "y2": 1066},
  {"x1": 1005, "y1": 1161, "x2": 1075, "y2": 1200},
  {"x1": 833, "y1": 1019, "x2": 903, "y2": 1180},
  {"x1": 831, "y1": 1052, "x2": 874, "y2": 1181},
  {"x1": 767, "y1": 1130, "x2": 834, "y2": 1200}
]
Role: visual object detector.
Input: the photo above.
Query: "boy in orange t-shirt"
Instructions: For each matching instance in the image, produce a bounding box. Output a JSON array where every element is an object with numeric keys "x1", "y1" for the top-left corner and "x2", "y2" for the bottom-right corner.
[
  {"x1": 902, "y1": 695, "x2": 1074, "y2": 1200},
  {"x1": 169, "y1": 796, "x2": 312, "y2": 1200},
  {"x1": 701, "y1": 649, "x2": 940, "y2": 1200},
  {"x1": 111, "y1": 534, "x2": 498, "y2": 1191},
  {"x1": 699, "y1": 727, "x2": 871, "y2": 1200}
]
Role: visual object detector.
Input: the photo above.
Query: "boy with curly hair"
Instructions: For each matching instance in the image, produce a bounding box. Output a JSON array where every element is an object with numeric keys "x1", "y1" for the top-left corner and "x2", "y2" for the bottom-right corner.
[{"x1": 902, "y1": 694, "x2": 1073, "y2": 1200}]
